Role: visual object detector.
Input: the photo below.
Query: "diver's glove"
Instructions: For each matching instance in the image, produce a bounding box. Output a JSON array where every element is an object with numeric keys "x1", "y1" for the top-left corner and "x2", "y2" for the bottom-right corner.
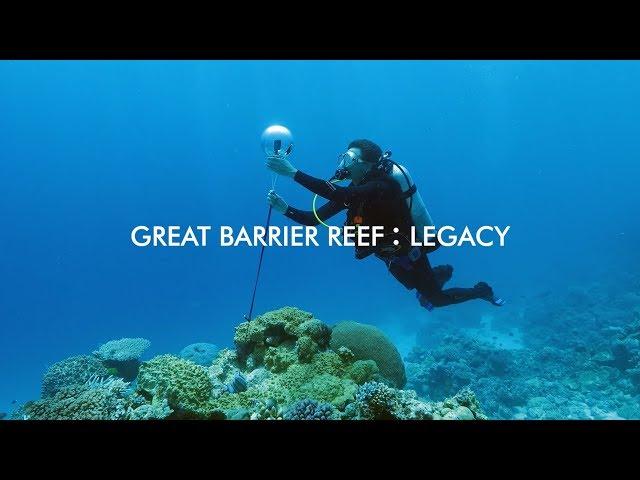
[
  {"x1": 266, "y1": 155, "x2": 298, "y2": 178},
  {"x1": 267, "y1": 189, "x2": 289, "y2": 214}
]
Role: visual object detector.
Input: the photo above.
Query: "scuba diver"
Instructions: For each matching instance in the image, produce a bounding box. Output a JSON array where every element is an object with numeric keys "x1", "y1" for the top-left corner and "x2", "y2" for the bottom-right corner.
[{"x1": 265, "y1": 139, "x2": 505, "y2": 310}]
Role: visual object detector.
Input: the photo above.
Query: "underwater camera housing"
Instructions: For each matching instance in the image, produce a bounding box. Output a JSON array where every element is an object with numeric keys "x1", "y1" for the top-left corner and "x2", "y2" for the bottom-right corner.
[{"x1": 261, "y1": 125, "x2": 294, "y2": 157}]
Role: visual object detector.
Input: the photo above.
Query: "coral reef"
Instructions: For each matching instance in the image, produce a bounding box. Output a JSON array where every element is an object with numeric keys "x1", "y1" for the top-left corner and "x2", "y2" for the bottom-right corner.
[
  {"x1": 41, "y1": 355, "x2": 110, "y2": 398},
  {"x1": 345, "y1": 382, "x2": 486, "y2": 420},
  {"x1": 179, "y1": 343, "x2": 220, "y2": 366},
  {"x1": 16, "y1": 307, "x2": 488, "y2": 421},
  {"x1": 406, "y1": 334, "x2": 514, "y2": 402},
  {"x1": 330, "y1": 321, "x2": 407, "y2": 388},
  {"x1": 406, "y1": 277, "x2": 640, "y2": 419}
]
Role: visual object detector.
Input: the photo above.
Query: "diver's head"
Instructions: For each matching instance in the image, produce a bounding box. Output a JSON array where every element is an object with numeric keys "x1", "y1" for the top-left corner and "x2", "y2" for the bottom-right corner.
[{"x1": 334, "y1": 139, "x2": 383, "y2": 184}]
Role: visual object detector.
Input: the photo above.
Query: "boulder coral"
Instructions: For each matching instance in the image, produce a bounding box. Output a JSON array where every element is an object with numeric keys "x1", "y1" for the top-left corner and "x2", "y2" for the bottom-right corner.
[{"x1": 330, "y1": 321, "x2": 407, "y2": 388}]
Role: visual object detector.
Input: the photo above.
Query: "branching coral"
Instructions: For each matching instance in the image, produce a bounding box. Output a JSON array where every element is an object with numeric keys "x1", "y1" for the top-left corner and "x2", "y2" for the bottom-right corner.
[
  {"x1": 24, "y1": 376, "x2": 147, "y2": 420},
  {"x1": 349, "y1": 382, "x2": 486, "y2": 420},
  {"x1": 283, "y1": 399, "x2": 338, "y2": 420},
  {"x1": 41, "y1": 355, "x2": 110, "y2": 398}
]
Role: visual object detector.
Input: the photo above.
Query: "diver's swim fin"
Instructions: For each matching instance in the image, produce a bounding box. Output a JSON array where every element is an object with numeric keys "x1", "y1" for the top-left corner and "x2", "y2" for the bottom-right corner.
[
  {"x1": 490, "y1": 296, "x2": 506, "y2": 307},
  {"x1": 474, "y1": 282, "x2": 506, "y2": 307}
]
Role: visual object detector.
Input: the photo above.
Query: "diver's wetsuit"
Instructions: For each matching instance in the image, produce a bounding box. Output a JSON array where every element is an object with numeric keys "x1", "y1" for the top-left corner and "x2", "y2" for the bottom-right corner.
[{"x1": 284, "y1": 170, "x2": 493, "y2": 308}]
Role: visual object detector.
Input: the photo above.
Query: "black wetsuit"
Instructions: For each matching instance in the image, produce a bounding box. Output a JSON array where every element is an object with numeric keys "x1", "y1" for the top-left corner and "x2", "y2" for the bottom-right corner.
[{"x1": 285, "y1": 169, "x2": 489, "y2": 308}]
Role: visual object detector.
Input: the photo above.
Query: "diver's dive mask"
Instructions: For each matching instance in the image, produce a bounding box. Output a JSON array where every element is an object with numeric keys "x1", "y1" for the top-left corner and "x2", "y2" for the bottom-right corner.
[{"x1": 331, "y1": 150, "x2": 367, "y2": 181}]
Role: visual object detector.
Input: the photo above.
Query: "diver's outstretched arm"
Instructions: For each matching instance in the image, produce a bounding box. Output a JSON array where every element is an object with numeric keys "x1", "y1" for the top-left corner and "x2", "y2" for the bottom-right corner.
[
  {"x1": 265, "y1": 155, "x2": 390, "y2": 203},
  {"x1": 292, "y1": 170, "x2": 389, "y2": 204}
]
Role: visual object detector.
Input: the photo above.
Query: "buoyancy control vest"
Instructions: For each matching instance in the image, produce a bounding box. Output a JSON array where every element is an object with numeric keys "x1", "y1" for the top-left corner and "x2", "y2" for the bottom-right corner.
[
  {"x1": 345, "y1": 167, "x2": 416, "y2": 258},
  {"x1": 344, "y1": 152, "x2": 438, "y2": 258}
]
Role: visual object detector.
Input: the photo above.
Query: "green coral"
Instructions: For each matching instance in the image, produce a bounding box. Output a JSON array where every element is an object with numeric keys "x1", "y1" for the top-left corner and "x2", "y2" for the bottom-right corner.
[
  {"x1": 330, "y1": 321, "x2": 407, "y2": 388},
  {"x1": 346, "y1": 360, "x2": 380, "y2": 385},
  {"x1": 264, "y1": 346, "x2": 297, "y2": 373},
  {"x1": 210, "y1": 390, "x2": 257, "y2": 411},
  {"x1": 209, "y1": 348, "x2": 241, "y2": 384},
  {"x1": 295, "y1": 336, "x2": 318, "y2": 363},
  {"x1": 127, "y1": 397, "x2": 173, "y2": 420},
  {"x1": 295, "y1": 319, "x2": 331, "y2": 348},
  {"x1": 337, "y1": 346, "x2": 355, "y2": 363},
  {"x1": 260, "y1": 351, "x2": 355, "y2": 408},
  {"x1": 310, "y1": 350, "x2": 346, "y2": 376},
  {"x1": 137, "y1": 355, "x2": 222, "y2": 419},
  {"x1": 208, "y1": 349, "x2": 358, "y2": 414},
  {"x1": 298, "y1": 373, "x2": 357, "y2": 408},
  {"x1": 234, "y1": 307, "x2": 320, "y2": 367}
]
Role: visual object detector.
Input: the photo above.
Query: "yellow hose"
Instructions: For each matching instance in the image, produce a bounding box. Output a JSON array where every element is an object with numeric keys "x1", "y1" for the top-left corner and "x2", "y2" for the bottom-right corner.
[{"x1": 312, "y1": 179, "x2": 341, "y2": 228}]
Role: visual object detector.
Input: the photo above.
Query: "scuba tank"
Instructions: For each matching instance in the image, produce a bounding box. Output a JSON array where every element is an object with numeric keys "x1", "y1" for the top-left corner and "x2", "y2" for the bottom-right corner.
[{"x1": 378, "y1": 151, "x2": 435, "y2": 242}]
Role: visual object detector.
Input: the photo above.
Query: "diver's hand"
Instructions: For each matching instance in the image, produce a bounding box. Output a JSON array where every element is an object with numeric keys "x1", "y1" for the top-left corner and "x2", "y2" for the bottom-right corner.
[
  {"x1": 267, "y1": 190, "x2": 288, "y2": 214},
  {"x1": 266, "y1": 155, "x2": 298, "y2": 178}
]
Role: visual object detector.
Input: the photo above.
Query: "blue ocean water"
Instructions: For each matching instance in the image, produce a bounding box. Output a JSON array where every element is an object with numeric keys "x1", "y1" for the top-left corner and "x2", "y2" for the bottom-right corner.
[{"x1": 1, "y1": 60, "x2": 639, "y2": 417}]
